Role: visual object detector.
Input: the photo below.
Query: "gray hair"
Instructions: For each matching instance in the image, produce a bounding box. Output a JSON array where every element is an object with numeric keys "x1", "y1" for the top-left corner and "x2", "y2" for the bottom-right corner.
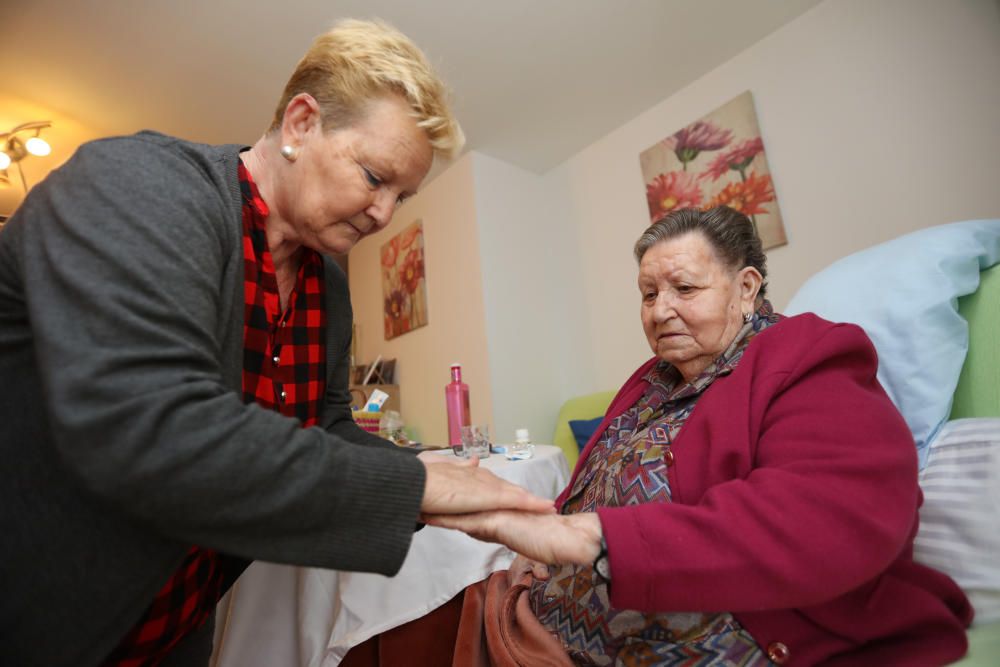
[{"x1": 634, "y1": 206, "x2": 768, "y2": 298}]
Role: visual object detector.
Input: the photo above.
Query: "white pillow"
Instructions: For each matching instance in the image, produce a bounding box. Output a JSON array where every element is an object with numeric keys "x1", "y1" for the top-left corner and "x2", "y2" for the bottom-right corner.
[{"x1": 914, "y1": 418, "x2": 1000, "y2": 625}]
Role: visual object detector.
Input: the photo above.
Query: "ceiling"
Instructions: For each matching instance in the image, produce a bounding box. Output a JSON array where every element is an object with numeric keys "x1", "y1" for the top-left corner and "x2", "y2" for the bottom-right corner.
[{"x1": 5, "y1": 0, "x2": 822, "y2": 176}]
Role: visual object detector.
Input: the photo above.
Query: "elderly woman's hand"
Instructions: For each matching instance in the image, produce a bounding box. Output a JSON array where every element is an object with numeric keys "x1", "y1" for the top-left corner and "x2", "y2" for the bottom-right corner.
[
  {"x1": 422, "y1": 510, "x2": 603, "y2": 567},
  {"x1": 509, "y1": 553, "x2": 551, "y2": 581},
  {"x1": 419, "y1": 457, "x2": 554, "y2": 516}
]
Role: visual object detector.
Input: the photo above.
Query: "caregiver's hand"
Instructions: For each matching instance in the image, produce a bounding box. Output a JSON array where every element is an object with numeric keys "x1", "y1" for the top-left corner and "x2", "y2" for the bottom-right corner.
[{"x1": 419, "y1": 457, "x2": 554, "y2": 515}]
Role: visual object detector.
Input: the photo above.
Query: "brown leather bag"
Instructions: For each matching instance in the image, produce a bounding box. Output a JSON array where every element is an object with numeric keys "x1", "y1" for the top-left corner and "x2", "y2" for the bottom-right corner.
[{"x1": 453, "y1": 570, "x2": 572, "y2": 667}]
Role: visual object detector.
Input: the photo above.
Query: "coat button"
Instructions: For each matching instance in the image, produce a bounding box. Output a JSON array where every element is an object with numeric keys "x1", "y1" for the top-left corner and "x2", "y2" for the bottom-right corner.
[
  {"x1": 767, "y1": 641, "x2": 790, "y2": 664},
  {"x1": 663, "y1": 449, "x2": 675, "y2": 466}
]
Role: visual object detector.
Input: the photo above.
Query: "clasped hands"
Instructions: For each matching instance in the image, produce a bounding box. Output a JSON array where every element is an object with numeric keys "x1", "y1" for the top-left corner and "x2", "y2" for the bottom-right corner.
[{"x1": 418, "y1": 452, "x2": 603, "y2": 573}]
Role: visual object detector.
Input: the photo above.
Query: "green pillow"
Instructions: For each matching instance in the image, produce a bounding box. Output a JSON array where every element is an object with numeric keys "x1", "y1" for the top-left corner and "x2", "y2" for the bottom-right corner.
[
  {"x1": 552, "y1": 391, "x2": 616, "y2": 468},
  {"x1": 953, "y1": 619, "x2": 1000, "y2": 666},
  {"x1": 950, "y1": 263, "x2": 1000, "y2": 419}
]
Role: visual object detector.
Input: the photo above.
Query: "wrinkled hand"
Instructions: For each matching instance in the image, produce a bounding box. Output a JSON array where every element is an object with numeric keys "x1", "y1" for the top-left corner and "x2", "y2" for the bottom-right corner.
[
  {"x1": 423, "y1": 510, "x2": 603, "y2": 567},
  {"x1": 510, "y1": 553, "x2": 551, "y2": 581},
  {"x1": 419, "y1": 457, "x2": 554, "y2": 515}
]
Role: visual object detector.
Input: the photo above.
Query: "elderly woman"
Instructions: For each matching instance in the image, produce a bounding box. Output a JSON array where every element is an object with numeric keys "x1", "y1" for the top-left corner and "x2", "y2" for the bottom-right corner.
[
  {"x1": 0, "y1": 19, "x2": 552, "y2": 667},
  {"x1": 432, "y1": 206, "x2": 972, "y2": 665}
]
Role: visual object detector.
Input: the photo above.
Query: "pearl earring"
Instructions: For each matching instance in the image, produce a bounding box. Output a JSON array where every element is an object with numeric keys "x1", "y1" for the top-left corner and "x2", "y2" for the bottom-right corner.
[{"x1": 280, "y1": 145, "x2": 298, "y2": 162}]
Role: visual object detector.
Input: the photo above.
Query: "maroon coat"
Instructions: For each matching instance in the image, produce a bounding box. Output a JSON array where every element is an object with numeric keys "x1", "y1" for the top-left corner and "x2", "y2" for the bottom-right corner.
[{"x1": 560, "y1": 313, "x2": 971, "y2": 666}]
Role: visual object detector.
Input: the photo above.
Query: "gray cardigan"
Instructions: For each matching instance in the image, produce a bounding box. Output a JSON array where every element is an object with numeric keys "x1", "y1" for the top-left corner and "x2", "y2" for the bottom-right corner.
[{"x1": 0, "y1": 132, "x2": 426, "y2": 667}]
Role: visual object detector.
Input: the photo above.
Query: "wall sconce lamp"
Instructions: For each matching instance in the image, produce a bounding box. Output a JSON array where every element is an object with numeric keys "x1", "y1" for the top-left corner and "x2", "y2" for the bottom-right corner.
[{"x1": 0, "y1": 121, "x2": 54, "y2": 192}]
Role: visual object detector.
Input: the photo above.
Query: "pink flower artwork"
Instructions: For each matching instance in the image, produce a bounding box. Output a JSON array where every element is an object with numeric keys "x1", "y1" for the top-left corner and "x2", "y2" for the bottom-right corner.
[
  {"x1": 701, "y1": 137, "x2": 764, "y2": 182},
  {"x1": 662, "y1": 121, "x2": 733, "y2": 170},
  {"x1": 639, "y1": 91, "x2": 787, "y2": 250},
  {"x1": 381, "y1": 220, "x2": 429, "y2": 339}
]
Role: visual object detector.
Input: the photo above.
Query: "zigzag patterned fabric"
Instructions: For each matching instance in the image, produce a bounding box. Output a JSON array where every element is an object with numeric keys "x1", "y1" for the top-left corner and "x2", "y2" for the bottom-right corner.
[{"x1": 529, "y1": 302, "x2": 779, "y2": 665}]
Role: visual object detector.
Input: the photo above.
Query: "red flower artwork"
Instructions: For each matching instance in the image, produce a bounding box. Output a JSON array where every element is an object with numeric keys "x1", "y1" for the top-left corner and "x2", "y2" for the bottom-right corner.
[
  {"x1": 385, "y1": 289, "x2": 405, "y2": 319},
  {"x1": 646, "y1": 171, "x2": 703, "y2": 222},
  {"x1": 400, "y1": 224, "x2": 422, "y2": 250},
  {"x1": 381, "y1": 237, "x2": 399, "y2": 268},
  {"x1": 381, "y1": 221, "x2": 428, "y2": 339},
  {"x1": 400, "y1": 249, "x2": 424, "y2": 293},
  {"x1": 639, "y1": 92, "x2": 787, "y2": 250},
  {"x1": 706, "y1": 171, "x2": 775, "y2": 216},
  {"x1": 383, "y1": 289, "x2": 410, "y2": 337}
]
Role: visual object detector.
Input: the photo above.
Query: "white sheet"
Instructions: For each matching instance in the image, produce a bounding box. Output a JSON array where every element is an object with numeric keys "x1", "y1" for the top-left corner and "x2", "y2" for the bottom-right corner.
[{"x1": 212, "y1": 445, "x2": 571, "y2": 667}]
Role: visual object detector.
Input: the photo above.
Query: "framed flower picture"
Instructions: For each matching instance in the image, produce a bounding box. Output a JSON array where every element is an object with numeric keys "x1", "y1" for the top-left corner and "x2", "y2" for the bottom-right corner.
[
  {"x1": 639, "y1": 91, "x2": 787, "y2": 250},
  {"x1": 381, "y1": 220, "x2": 428, "y2": 340}
]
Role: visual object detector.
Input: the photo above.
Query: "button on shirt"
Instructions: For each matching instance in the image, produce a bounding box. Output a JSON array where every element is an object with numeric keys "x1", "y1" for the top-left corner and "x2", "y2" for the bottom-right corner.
[
  {"x1": 240, "y1": 162, "x2": 327, "y2": 422},
  {"x1": 102, "y1": 160, "x2": 327, "y2": 666}
]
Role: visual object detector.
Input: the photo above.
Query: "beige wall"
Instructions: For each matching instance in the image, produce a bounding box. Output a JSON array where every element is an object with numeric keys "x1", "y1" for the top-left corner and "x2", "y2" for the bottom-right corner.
[
  {"x1": 12, "y1": 0, "x2": 996, "y2": 449},
  {"x1": 349, "y1": 154, "x2": 494, "y2": 445},
  {"x1": 351, "y1": 0, "x2": 1000, "y2": 444},
  {"x1": 471, "y1": 152, "x2": 585, "y2": 444},
  {"x1": 539, "y1": 0, "x2": 1000, "y2": 393}
]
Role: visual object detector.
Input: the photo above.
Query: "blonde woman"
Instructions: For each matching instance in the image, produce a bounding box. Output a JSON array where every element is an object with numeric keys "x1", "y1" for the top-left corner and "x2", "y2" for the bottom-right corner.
[{"x1": 0, "y1": 19, "x2": 551, "y2": 667}]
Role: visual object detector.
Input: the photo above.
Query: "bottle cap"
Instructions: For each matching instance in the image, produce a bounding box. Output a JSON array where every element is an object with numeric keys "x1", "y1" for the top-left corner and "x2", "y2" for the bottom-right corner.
[{"x1": 450, "y1": 362, "x2": 461, "y2": 369}]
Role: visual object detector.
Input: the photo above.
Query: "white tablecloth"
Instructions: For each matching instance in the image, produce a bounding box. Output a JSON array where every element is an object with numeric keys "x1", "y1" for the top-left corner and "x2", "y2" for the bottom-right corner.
[{"x1": 212, "y1": 445, "x2": 570, "y2": 667}]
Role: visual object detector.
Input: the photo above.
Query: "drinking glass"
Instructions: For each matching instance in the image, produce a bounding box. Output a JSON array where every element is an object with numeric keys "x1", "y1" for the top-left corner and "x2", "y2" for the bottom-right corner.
[{"x1": 460, "y1": 424, "x2": 491, "y2": 459}]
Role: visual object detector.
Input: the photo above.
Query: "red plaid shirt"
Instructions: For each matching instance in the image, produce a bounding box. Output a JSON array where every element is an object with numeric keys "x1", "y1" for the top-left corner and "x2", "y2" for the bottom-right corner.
[{"x1": 103, "y1": 161, "x2": 327, "y2": 666}]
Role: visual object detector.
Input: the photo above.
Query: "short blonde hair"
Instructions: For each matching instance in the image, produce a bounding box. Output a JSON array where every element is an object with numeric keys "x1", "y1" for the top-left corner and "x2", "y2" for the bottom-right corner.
[{"x1": 269, "y1": 18, "x2": 464, "y2": 158}]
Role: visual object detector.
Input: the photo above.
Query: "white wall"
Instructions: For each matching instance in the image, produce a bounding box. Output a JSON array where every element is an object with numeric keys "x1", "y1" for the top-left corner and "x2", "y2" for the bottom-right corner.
[
  {"x1": 472, "y1": 152, "x2": 586, "y2": 444},
  {"x1": 540, "y1": 0, "x2": 1000, "y2": 392},
  {"x1": 349, "y1": 153, "x2": 494, "y2": 445},
  {"x1": 350, "y1": 0, "x2": 1000, "y2": 445}
]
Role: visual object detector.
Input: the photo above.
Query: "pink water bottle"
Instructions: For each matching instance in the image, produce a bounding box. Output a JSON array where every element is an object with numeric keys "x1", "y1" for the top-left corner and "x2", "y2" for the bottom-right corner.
[{"x1": 445, "y1": 363, "x2": 471, "y2": 452}]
